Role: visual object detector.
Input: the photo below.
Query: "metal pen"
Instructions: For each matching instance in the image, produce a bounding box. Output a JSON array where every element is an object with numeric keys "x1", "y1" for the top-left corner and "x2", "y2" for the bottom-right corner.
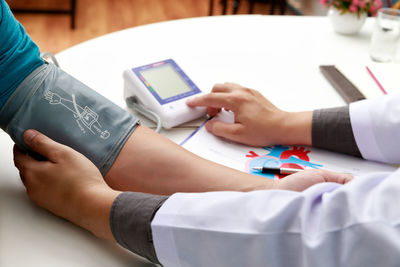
[{"x1": 252, "y1": 166, "x2": 304, "y2": 175}]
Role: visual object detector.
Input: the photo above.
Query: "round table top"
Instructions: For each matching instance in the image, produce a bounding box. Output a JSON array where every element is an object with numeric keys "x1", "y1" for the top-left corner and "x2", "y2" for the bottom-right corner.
[
  {"x1": 56, "y1": 15, "x2": 376, "y2": 142},
  {"x1": 1, "y1": 15, "x2": 377, "y2": 267}
]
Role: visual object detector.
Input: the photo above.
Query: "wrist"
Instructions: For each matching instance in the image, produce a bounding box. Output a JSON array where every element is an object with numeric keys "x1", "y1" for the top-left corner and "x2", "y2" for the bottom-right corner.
[
  {"x1": 75, "y1": 185, "x2": 121, "y2": 241},
  {"x1": 242, "y1": 177, "x2": 274, "y2": 191},
  {"x1": 280, "y1": 111, "x2": 312, "y2": 145}
]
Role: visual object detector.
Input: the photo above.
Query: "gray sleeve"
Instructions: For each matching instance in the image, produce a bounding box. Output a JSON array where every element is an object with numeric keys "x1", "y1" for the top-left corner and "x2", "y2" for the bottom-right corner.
[
  {"x1": 110, "y1": 192, "x2": 168, "y2": 265},
  {"x1": 312, "y1": 106, "x2": 361, "y2": 157}
]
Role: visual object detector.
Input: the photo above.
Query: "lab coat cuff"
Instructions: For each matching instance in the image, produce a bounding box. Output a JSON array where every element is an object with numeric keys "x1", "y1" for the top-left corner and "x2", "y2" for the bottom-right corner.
[{"x1": 349, "y1": 99, "x2": 386, "y2": 162}]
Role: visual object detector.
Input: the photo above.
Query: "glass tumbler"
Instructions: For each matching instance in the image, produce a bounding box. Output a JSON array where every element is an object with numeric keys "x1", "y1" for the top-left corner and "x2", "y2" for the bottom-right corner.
[{"x1": 369, "y1": 8, "x2": 400, "y2": 62}]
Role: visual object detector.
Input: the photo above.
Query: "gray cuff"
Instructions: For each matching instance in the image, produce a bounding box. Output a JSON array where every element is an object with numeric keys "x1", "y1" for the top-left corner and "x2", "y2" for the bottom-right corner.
[
  {"x1": 110, "y1": 192, "x2": 168, "y2": 265},
  {"x1": 0, "y1": 63, "x2": 139, "y2": 175},
  {"x1": 312, "y1": 106, "x2": 361, "y2": 157}
]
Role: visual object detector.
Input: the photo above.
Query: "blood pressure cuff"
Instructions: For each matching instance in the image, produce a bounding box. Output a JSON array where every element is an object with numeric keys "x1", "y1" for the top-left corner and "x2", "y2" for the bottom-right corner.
[{"x1": 0, "y1": 63, "x2": 139, "y2": 175}]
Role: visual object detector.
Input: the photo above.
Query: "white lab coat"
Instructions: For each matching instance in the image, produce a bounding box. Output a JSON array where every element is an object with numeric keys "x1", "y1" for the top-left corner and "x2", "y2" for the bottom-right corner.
[{"x1": 151, "y1": 94, "x2": 400, "y2": 267}]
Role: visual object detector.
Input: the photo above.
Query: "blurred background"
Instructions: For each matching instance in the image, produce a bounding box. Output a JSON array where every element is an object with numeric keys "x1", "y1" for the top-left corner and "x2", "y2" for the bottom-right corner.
[{"x1": 8, "y1": 0, "x2": 325, "y2": 53}]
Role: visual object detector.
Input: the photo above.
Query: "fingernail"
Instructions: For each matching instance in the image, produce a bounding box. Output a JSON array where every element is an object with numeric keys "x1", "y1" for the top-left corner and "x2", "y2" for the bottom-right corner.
[
  {"x1": 24, "y1": 130, "x2": 37, "y2": 142},
  {"x1": 205, "y1": 121, "x2": 214, "y2": 132}
]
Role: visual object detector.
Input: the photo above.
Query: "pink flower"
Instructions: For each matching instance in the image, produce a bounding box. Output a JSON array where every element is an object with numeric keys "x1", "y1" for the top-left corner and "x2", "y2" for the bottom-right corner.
[
  {"x1": 358, "y1": 1, "x2": 367, "y2": 7},
  {"x1": 369, "y1": 0, "x2": 383, "y2": 16},
  {"x1": 373, "y1": 0, "x2": 383, "y2": 7},
  {"x1": 352, "y1": 0, "x2": 366, "y2": 7},
  {"x1": 320, "y1": 0, "x2": 379, "y2": 13},
  {"x1": 349, "y1": 4, "x2": 358, "y2": 12}
]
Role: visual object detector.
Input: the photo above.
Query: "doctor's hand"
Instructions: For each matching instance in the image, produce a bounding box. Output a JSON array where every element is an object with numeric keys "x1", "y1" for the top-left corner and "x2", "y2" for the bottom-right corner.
[
  {"x1": 187, "y1": 83, "x2": 312, "y2": 147},
  {"x1": 13, "y1": 130, "x2": 121, "y2": 241},
  {"x1": 274, "y1": 169, "x2": 353, "y2": 192}
]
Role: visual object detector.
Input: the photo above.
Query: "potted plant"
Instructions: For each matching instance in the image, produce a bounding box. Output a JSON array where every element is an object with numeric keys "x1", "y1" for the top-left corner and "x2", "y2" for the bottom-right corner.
[{"x1": 320, "y1": 0, "x2": 384, "y2": 35}]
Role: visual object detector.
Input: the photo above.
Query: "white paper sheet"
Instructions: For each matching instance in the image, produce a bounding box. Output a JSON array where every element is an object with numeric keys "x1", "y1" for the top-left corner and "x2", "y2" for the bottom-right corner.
[{"x1": 181, "y1": 111, "x2": 397, "y2": 180}]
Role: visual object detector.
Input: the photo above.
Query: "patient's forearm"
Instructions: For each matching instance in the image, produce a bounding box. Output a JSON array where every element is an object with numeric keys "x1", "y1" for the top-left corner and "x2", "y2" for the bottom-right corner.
[{"x1": 105, "y1": 125, "x2": 272, "y2": 195}]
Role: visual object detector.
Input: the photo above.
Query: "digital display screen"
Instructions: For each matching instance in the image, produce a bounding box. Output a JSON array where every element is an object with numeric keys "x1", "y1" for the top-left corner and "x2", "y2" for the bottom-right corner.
[{"x1": 140, "y1": 64, "x2": 192, "y2": 100}]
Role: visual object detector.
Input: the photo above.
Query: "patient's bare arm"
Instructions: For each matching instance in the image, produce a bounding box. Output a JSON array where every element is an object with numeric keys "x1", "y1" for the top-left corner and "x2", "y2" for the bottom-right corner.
[
  {"x1": 105, "y1": 125, "x2": 272, "y2": 195},
  {"x1": 14, "y1": 130, "x2": 353, "y2": 242}
]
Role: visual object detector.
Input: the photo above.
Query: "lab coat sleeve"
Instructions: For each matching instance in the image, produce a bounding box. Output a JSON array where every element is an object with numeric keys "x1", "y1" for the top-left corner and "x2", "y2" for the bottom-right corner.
[
  {"x1": 151, "y1": 170, "x2": 400, "y2": 267},
  {"x1": 350, "y1": 94, "x2": 400, "y2": 164}
]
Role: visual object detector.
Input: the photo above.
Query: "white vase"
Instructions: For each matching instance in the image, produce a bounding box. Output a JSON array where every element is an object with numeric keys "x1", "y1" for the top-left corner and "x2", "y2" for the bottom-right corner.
[{"x1": 328, "y1": 7, "x2": 367, "y2": 35}]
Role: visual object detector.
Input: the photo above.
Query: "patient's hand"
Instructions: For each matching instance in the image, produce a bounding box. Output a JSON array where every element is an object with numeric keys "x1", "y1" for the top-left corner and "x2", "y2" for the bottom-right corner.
[
  {"x1": 273, "y1": 169, "x2": 353, "y2": 192},
  {"x1": 13, "y1": 130, "x2": 120, "y2": 240}
]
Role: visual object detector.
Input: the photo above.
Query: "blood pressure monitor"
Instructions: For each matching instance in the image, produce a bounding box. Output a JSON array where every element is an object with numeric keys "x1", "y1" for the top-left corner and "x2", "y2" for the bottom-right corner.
[{"x1": 123, "y1": 59, "x2": 206, "y2": 129}]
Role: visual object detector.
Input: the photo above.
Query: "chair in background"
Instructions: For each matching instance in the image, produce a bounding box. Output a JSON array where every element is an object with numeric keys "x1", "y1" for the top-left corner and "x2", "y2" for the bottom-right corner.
[
  {"x1": 209, "y1": 0, "x2": 302, "y2": 16},
  {"x1": 11, "y1": 0, "x2": 77, "y2": 29},
  {"x1": 249, "y1": 0, "x2": 287, "y2": 15}
]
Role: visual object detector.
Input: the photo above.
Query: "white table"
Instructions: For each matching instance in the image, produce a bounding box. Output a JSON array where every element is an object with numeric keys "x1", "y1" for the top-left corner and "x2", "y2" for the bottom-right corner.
[{"x1": 0, "y1": 15, "x2": 376, "y2": 266}]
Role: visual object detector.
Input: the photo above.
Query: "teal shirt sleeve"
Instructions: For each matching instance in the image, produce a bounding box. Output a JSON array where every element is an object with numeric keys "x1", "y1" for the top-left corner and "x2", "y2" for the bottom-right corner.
[{"x1": 0, "y1": 0, "x2": 43, "y2": 109}]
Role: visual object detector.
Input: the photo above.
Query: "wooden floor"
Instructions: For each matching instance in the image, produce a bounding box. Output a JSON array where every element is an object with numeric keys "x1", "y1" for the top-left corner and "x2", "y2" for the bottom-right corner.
[{"x1": 9, "y1": 0, "x2": 326, "y2": 53}]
